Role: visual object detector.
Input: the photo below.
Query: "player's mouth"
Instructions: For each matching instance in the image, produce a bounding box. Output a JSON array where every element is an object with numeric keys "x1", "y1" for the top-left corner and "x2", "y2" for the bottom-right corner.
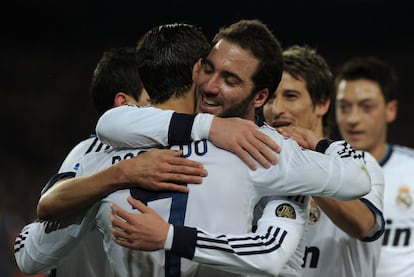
[
  {"x1": 198, "y1": 96, "x2": 221, "y2": 114},
  {"x1": 346, "y1": 130, "x2": 364, "y2": 140},
  {"x1": 270, "y1": 120, "x2": 292, "y2": 128}
]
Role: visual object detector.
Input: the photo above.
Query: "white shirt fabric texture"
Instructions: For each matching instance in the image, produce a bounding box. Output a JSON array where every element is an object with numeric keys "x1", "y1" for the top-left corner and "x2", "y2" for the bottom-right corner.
[
  {"x1": 88, "y1": 105, "x2": 379, "y2": 276},
  {"x1": 14, "y1": 136, "x2": 114, "y2": 277},
  {"x1": 376, "y1": 144, "x2": 414, "y2": 277}
]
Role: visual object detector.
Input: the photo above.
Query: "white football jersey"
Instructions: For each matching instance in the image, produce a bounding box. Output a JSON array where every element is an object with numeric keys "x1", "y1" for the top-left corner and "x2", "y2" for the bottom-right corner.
[
  {"x1": 74, "y1": 121, "x2": 373, "y2": 277},
  {"x1": 377, "y1": 144, "x2": 414, "y2": 277},
  {"x1": 14, "y1": 136, "x2": 114, "y2": 277},
  {"x1": 93, "y1": 105, "x2": 381, "y2": 276},
  {"x1": 300, "y1": 154, "x2": 384, "y2": 277}
]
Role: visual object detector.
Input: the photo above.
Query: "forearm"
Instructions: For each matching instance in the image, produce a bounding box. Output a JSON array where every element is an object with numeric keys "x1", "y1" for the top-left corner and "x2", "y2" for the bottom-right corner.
[
  {"x1": 312, "y1": 197, "x2": 376, "y2": 239},
  {"x1": 38, "y1": 164, "x2": 126, "y2": 220},
  {"x1": 322, "y1": 141, "x2": 372, "y2": 200},
  {"x1": 313, "y1": 149, "x2": 384, "y2": 239},
  {"x1": 96, "y1": 105, "x2": 214, "y2": 147},
  {"x1": 167, "y1": 200, "x2": 303, "y2": 276}
]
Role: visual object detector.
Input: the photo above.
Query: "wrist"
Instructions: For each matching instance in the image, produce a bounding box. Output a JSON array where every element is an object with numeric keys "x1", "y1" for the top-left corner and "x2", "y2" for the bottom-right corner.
[{"x1": 192, "y1": 113, "x2": 214, "y2": 141}]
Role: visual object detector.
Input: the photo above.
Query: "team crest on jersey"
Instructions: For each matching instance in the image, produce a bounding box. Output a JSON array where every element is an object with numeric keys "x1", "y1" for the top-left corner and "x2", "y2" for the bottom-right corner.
[
  {"x1": 308, "y1": 198, "x2": 321, "y2": 224},
  {"x1": 396, "y1": 185, "x2": 412, "y2": 209},
  {"x1": 275, "y1": 203, "x2": 296, "y2": 219}
]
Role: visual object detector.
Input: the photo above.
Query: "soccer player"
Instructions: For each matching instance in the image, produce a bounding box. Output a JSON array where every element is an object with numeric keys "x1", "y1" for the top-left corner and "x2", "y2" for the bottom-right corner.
[
  {"x1": 335, "y1": 56, "x2": 414, "y2": 277},
  {"x1": 14, "y1": 47, "x2": 206, "y2": 276},
  {"x1": 262, "y1": 45, "x2": 384, "y2": 277},
  {"x1": 28, "y1": 21, "x2": 284, "y2": 274},
  {"x1": 67, "y1": 21, "x2": 378, "y2": 276}
]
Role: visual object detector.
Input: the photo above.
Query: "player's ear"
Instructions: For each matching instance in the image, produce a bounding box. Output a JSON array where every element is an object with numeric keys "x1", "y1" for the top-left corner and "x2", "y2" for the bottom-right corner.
[
  {"x1": 113, "y1": 92, "x2": 129, "y2": 107},
  {"x1": 192, "y1": 58, "x2": 202, "y2": 82},
  {"x1": 386, "y1": 99, "x2": 398, "y2": 123},
  {"x1": 316, "y1": 98, "x2": 331, "y2": 117},
  {"x1": 253, "y1": 88, "x2": 269, "y2": 109}
]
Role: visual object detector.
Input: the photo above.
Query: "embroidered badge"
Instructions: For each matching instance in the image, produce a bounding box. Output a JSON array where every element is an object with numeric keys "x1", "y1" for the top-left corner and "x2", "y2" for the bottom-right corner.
[
  {"x1": 396, "y1": 185, "x2": 412, "y2": 209},
  {"x1": 308, "y1": 198, "x2": 321, "y2": 224},
  {"x1": 275, "y1": 203, "x2": 296, "y2": 219}
]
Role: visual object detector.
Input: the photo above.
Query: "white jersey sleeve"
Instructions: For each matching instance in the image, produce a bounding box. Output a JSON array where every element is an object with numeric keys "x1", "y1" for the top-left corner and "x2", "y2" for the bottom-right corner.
[
  {"x1": 97, "y1": 107, "x2": 374, "y2": 201},
  {"x1": 96, "y1": 105, "x2": 214, "y2": 148},
  {"x1": 360, "y1": 151, "x2": 385, "y2": 241},
  {"x1": 168, "y1": 197, "x2": 307, "y2": 277},
  {"x1": 250, "y1": 127, "x2": 373, "y2": 201},
  {"x1": 14, "y1": 204, "x2": 99, "y2": 275}
]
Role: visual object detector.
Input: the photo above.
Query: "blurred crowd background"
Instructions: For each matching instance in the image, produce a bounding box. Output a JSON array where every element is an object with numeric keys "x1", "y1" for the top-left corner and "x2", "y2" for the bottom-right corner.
[{"x1": 1, "y1": 0, "x2": 413, "y2": 275}]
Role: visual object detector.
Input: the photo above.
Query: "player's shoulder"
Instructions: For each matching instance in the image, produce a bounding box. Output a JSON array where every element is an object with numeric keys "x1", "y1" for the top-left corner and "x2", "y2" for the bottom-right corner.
[
  {"x1": 259, "y1": 123, "x2": 285, "y2": 143},
  {"x1": 58, "y1": 135, "x2": 111, "y2": 172},
  {"x1": 391, "y1": 144, "x2": 414, "y2": 161},
  {"x1": 79, "y1": 147, "x2": 145, "y2": 174},
  {"x1": 68, "y1": 135, "x2": 111, "y2": 157}
]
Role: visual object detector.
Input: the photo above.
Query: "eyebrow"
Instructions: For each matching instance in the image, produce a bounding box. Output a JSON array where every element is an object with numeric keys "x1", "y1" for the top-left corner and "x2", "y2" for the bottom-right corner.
[{"x1": 203, "y1": 57, "x2": 245, "y2": 84}]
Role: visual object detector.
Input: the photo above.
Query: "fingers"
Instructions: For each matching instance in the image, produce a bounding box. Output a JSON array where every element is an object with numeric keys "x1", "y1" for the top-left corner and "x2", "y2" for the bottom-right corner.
[
  {"x1": 256, "y1": 131, "x2": 281, "y2": 153},
  {"x1": 158, "y1": 149, "x2": 208, "y2": 181},
  {"x1": 110, "y1": 216, "x2": 136, "y2": 249},
  {"x1": 112, "y1": 234, "x2": 134, "y2": 248},
  {"x1": 165, "y1": 150, "x2": 205, "y2": 168},
  {"x1": 234, "y1": 147, "x2": 257, "y2": 170},
  {"x1": 110, "y1": 203, "x2": 132, "y2": 227},
  {"x1": 240, "y1": 130, "x2": 279, "y2": 170},
  {"x1": 167, "y1": 159, "x2": 208, "y2": 177},
  {"x1": 127, "y1": 196, "x2": 150, "y2": 213}
]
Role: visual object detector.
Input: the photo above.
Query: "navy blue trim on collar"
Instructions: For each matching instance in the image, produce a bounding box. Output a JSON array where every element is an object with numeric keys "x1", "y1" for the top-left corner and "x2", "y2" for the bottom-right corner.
[
  {"x1": 255, "y1": 114, "x2": 265, "y2": 127},
  {"x1": 379, "y1": 144, "x2": 393, "y2": 166}
]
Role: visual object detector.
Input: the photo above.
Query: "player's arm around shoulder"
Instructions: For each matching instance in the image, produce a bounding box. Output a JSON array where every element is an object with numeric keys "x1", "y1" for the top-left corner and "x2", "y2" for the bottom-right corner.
[
  {"x1": 312, "y1": 149, "x2": 385, "y2": 239},
  {"x1": 177, "y1": 196, "x2": 306, "y2": 276},
  {"x1": 110, "y1": 195, "x2": 305, "y2": 276},
  {"x1": 316, "y1": 140, "x2": 372, "y2": 199},
  {"x1": 96, "y1": 105, "x2": 175, "y2": 148}
]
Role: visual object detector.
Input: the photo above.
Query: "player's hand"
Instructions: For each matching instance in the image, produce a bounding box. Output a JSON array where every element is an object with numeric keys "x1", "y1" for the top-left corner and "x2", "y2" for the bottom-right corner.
[
  {"x1": 209, "y1": 117, "x2": 280, "y2": 170},
  {"x1": 118, "y1": 149, "x2": 208, "y2": 193},
  {"x1": 110, "y1": 196, "x2": 169, "y2": 251},
  {"x1": 277, "y1": 126, "x2": 322, "y2": 150}
]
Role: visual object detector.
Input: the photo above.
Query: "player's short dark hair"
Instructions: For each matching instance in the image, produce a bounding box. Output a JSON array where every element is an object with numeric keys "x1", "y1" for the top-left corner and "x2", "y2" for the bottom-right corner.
[
  {"x1": 282, "y1": 45, "x2": 334, "y2": 134},
  {"x1": 334, "y1": 56, "x2": 398, "y2": 103},
  {"x1": 90, "y1": 47, "x2": 144, "y2": 115},
  {"x1": 136, "y1": 23, "x2": 211, "y2": 104},
  {"x1": 213, "y1": 19, "x2": 283, "y2": 103}
]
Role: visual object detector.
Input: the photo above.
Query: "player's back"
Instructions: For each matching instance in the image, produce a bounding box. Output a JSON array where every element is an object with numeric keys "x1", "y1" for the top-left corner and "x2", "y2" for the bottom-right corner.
[{"x1": 80, "y1": 139, "x2": 258, "y2": 276}]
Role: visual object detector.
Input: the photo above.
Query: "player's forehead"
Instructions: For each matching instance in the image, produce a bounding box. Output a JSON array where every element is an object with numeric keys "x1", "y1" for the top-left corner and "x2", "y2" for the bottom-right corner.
[
  {"x1": 336, "y1": 79, "x2": 383, "y2": 103},
  {"x1": 208, "y1": 39, "x2": 259, "y2": 82}
]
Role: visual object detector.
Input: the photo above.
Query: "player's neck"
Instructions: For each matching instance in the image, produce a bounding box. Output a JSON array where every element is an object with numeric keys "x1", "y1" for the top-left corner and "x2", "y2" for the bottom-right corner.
[
  {"x1": 314, "y1": 122, "x2": 325, "y2": 139},
  {"x1": 154, "y1": 91, "x2": 195, "y2": 114},
  {"x1": 369, "y1": 142, "x2": 388, "y2": 162}
]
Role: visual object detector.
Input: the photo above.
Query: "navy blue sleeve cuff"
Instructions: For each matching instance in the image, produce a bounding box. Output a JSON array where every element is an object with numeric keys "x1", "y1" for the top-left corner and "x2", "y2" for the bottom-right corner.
[
  {"x1": 41, "y1": 172, "x2": 76, "y2": 195},
  {"x1": 315, "y1": 139, "x2": 335, "y2": 153},
  {"x1": 170, "y1": 225, "x2": 197, "y2": 259},
  {"x1": 168, "y1": 113, "x2": 197, "y2": 145},
  {"x1": 360, "y1": 198, "x2": 385, "y2": 242}
]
